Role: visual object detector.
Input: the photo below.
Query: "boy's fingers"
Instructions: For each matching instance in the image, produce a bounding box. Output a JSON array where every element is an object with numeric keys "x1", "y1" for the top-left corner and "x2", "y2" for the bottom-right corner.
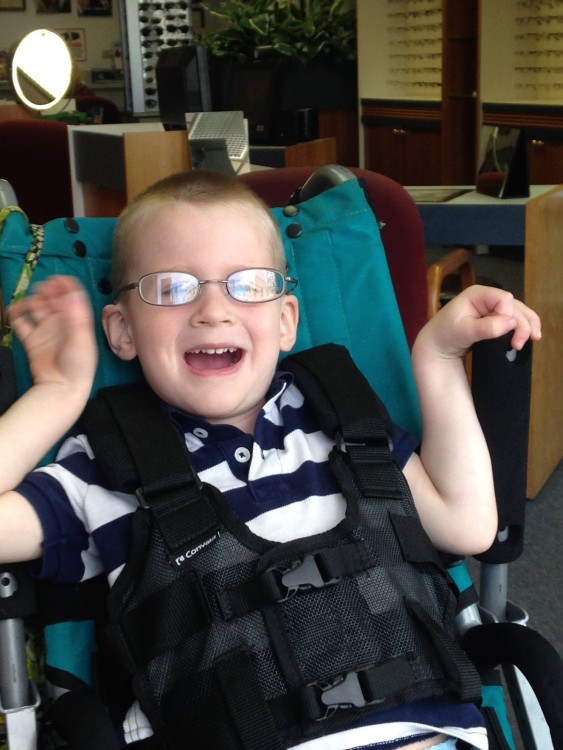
[
  {"x1": 9, "y1": 277, "x2": 92, "y2": 331},
  {"x1": 461, "y1": 313, "x2": 517, "y2": 348},
  {"x1": 513, "y1": 305, "x2": 542, "y2": 342}
]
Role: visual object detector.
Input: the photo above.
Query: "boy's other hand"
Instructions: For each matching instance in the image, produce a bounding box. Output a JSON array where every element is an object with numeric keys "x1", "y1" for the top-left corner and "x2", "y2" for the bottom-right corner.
[
  {"x1": 418, "y1": 284, "x2": 542, "y2": 360},
  {"x1": 9, "y1": 275, "x2": 98, "y2": 397}
]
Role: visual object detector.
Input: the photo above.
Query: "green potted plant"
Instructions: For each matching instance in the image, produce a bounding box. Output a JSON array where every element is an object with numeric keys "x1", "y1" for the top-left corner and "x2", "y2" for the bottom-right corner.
[
  {"x1": 201, "y1": 0, "x2": 356, "y2": 65},
  {"x1": 200, "y1": 0, "x2": 357, "y2": 110}
]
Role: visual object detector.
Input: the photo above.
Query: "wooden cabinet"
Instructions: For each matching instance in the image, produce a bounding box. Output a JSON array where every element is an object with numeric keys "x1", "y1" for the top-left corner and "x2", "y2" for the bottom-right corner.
[
  {"x1": 362, "y1": 102, "x2": 441, "y2": 185},
  {"x1": 527, "y1": 136, "x2": 563, "y2": 185},
  {"x1": 482, "y1": 103, "x2": 563, "y2": 185},
  {"x1": 318, "y1": 109, "x2": 359, "y2": 168},
  {"x1": 250, "y1": 137, "x2": 337, "y2": 169},
  {"x1": 70, "y1": 125, "x2": 191, "y2": 217},
  {"x1": 524, "y1": 186, "x2": 563, "y2": 496},
  {"x1": 364, "y1": 122, "x2": 441, "y2": 186}
]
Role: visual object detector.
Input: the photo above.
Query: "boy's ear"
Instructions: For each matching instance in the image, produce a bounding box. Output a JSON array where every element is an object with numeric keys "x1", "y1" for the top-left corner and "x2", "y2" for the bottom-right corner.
[
  {"x1": 279, "y1": 294, "x2": 299, "y2": 353},
  {"x1": 102, "y1": 303, "x2": 137, "y2": 361}
]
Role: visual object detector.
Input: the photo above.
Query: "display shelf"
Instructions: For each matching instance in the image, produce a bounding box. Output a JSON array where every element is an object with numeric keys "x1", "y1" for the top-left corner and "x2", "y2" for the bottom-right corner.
[
  {"x1": 385, "y1": 0, "x2": 442, "y2": 100},
  {"x1": 120, "y1": 0, "x2": 195, "y2": 116}
]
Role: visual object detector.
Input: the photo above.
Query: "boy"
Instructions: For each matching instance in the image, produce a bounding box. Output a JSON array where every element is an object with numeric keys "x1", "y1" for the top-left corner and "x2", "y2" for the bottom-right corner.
[{"x1": 1, "y1": 172, "x2": 541, "y2": 749}]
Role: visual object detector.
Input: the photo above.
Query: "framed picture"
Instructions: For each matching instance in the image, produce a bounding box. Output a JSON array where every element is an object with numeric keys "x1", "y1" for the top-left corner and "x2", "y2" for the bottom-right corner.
[
  {"x1": 0, "y1": 0, "x2": 26, "y2": 10},
  {"x1": 56, "y1": 28, "x2": 87, "y2": 61},
  {"x1": 77, "y1": 0, "x2": 111, "y2": 16},
  {"x1": 36, "y1": 0, "x2": 70, "y2": 12}
]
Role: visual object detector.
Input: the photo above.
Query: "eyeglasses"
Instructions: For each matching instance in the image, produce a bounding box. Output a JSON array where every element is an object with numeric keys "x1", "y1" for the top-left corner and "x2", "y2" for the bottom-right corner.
[{"x1": 117, "y1": 269, "x2": 298, "y2": 306}]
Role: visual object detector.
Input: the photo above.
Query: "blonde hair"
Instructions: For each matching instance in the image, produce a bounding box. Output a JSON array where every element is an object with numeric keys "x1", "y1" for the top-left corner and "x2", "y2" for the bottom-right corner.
[{"x1": 112, "y1": 171, "x2": 285, "y2": 293}]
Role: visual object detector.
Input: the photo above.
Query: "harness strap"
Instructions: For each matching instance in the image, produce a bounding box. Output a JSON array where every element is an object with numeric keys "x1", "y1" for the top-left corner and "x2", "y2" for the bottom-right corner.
[
  {"x1": 407, "y1": 600, "x2": 482, "y2": 704},
  {"x1": 284, "y1": 344, "x2": 392, "y2": 440},
  {"x1": 85, "y1": 384, "x2": 220, "y2": 562},
  {"x1": 284, "y1": 345, "x2": 403, "y2": 499},
  {"x1": 217, "y1": 652, "x2": 285, "y2": 750}
]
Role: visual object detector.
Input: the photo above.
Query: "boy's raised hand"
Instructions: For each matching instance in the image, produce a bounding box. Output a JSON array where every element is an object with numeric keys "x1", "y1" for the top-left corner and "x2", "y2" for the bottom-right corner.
[
  {"x1": 9, "y1": 275, "x2": 97, "y2": 397},
  {"x1": 419, "y1": 284, "x2": 542, "y2": 359},
  {"x1": 0, "y1": 277, "x2": 97, "y2": 526}
]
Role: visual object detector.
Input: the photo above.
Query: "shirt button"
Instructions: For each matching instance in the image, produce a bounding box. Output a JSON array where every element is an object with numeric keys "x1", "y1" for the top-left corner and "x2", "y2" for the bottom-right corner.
[
  {"x1": 235, "y1": 447, "x2": 251, "y2": 463},
  {"x1": 193, "y1": 427, "x2": 208, "y2": 439}
]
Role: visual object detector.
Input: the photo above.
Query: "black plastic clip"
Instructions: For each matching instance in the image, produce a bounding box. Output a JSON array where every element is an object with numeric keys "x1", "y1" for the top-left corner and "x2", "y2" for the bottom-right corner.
[
  {"x1": 335, "y1": 431, "x2": 393, "y2": 455},
  {"x1": 275, "y1": 554, "x2": 341, "y2": 601},
  {"x1": 313, "y1": 669, "x2": 385, "y2": 720},
  {"x1": 135, "y1": 471, "x2": 203, "y2": 510}
]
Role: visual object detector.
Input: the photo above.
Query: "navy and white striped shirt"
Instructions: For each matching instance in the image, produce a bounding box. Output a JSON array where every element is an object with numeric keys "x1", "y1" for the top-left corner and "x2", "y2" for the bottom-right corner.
[{"x1": 17, "y1": 373, "x2": 487, "y2": 749}]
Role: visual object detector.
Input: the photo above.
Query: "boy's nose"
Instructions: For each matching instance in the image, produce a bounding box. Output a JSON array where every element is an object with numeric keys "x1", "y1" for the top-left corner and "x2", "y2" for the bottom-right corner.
[{"x1": 190, "y1": 281, "x2": 235, "y2": 325}]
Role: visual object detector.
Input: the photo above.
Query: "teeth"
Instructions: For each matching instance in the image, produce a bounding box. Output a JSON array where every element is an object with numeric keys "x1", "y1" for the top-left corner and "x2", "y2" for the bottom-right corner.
[{"x1": 192, "y1": 347, "x2": 237, "y2": 355}]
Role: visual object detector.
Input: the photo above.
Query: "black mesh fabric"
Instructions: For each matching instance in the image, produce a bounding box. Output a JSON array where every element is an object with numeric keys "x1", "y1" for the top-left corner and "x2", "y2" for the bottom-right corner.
[
  {"x1": 106, "y1": 451, "x2": 478, "y2": 750},
  {"x1": 92, "y1": 344, "x2": 481, "y2": 748}
]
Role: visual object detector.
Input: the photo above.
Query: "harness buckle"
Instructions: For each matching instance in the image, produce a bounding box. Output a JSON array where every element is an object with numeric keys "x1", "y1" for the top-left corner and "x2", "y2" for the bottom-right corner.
[
  {"x1": 313, "y1": 669, "x2": 385, "y2": 720},
  {"x1": 135, "y1": 472, "x2": 204, "y2": 509},
  {"x1": 335, "y1": 433, "x2": 365, "y2": 454},
  {"x1": 135, "y1": 487, "x2": 149, "y2": 508},
  {"x1": 335, "y1": 432, "x2": 393, "y2": 455},
  {"x1": 278, "y1": 554, "x2": 341, "y2": 600}
]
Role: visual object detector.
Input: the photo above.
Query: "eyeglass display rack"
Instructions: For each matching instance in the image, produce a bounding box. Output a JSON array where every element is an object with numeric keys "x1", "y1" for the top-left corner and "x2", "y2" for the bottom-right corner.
[
  {"x1": 358, "y1": 0, "x2": 478, "y2": 186},
  {"x1": 359, "y1": 0, "x2": 563, "y2": 186},
  {"x1": 481, "y1": 0, "x2": 563, "y2": 185},
  {"x1": 119, "y1": 0, "x2": 194, "y2": 116}
]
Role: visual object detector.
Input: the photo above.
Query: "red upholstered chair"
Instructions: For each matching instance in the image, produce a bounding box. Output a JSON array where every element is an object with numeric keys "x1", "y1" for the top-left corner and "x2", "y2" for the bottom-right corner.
[
  {"x1": 0, "y1": 118, "x2": 73, "y2": 224},
  {"x1": 239, "y1": 167, "x2": 430, "y2": 349}
]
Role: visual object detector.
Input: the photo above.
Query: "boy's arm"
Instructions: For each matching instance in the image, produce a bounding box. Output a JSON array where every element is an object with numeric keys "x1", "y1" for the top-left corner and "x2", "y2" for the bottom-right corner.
[
  {"x1": 0, "y1": 276, "x2": 97, "y2": 563},
  {"x1": 404, "y1": 285, "x2": 541, "y2": 556}
]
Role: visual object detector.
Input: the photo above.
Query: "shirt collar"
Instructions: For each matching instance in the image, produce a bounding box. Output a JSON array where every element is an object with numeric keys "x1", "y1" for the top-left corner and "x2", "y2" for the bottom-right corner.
[{"x1": 164, "y1": 371, "x2": 294, "y2": 438}]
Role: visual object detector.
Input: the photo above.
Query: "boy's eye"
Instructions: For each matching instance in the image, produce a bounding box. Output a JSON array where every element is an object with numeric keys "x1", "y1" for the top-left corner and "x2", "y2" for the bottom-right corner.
[
  {"x1": 229, "y1": 270, "x2": 280, "y2": 300},
  {"x1": 149, "y1": 273, "x2": 198, "y2": 305},
  {"x1": 161, "y1": 281, "x2": 185, "y2": 302}
]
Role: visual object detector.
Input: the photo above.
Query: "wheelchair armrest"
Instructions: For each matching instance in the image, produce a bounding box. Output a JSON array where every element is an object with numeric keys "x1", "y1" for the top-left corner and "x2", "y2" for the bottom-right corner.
[
  {"x1": 427, "y1": 247, "x2": 476, "y2": 319},
  {"x1": 463, "y1": 621, "x2": 563, "y2": 747}
]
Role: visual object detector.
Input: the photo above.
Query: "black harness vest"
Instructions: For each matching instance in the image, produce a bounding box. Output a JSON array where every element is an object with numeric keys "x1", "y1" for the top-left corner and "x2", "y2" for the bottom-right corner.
[{"x1": 83, "y1": 344, "x2": 481, "y2": 750}]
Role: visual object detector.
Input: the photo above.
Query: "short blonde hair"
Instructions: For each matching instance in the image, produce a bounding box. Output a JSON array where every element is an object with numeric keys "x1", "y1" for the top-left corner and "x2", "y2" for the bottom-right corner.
[{"x1": 112, "y1": 171, "x2": 285, "y2": 293}]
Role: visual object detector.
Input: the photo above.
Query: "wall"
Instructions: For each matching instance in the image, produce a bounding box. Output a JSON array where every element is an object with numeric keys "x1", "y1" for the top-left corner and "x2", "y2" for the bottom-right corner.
[
  {"x1": 0, "y1": 2, "x2": 121, "y2": 78},
  {"x1": 356, "y1": 2, "x2": 386, "y2": 101}
]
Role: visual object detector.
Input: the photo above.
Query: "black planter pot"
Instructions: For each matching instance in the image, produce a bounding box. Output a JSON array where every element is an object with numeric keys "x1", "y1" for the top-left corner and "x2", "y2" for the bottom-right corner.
[{"x1": 210, "y1": 56, "x2": 357, "y2": 146}]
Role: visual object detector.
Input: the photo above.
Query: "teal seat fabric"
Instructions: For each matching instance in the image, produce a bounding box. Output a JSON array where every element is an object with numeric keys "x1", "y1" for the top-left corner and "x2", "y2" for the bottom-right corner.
[
  {"x1": 0, "y1": 178, "x2": 421, "y2": 450},
  {"x1": 273, "y1": 178, "x2": 421, "y2": 438},
  {"x1": 0, "y1": 210, "x2": 142, "y2": 402}
]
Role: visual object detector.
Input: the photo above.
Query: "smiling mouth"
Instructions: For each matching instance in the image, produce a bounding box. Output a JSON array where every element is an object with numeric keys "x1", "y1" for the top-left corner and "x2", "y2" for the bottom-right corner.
[{"x1": 184, "y1": 347, "x2": 243, "y2": 371}]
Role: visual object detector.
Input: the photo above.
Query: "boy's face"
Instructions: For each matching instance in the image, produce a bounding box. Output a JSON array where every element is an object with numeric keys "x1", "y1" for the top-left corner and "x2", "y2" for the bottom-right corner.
[{"x1": 103, "y1": 202, "x2": 299, "y2": 434}]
